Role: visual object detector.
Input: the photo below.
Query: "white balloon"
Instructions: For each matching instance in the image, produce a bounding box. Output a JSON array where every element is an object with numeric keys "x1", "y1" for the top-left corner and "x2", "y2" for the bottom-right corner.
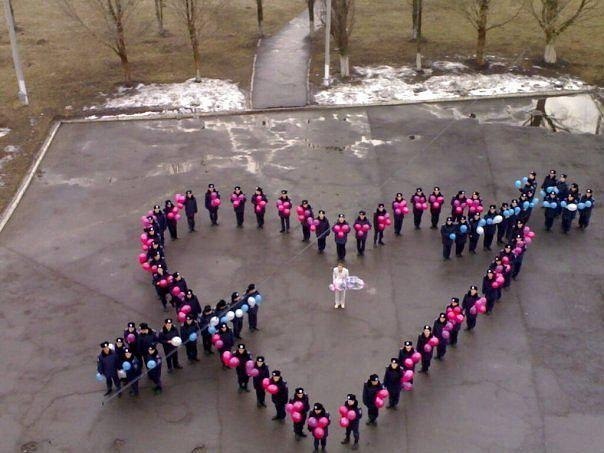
[
  {"x1": 247, "y1": 296, "x2": 255, "y2": 304},
  {"x1": 226, "y1": 311, "x2": 235, "y2": 321},
  {"x1": 567, "y1": 203, "x2": 577, "y2": 212},
  {"x1": 476, "y1": 226, "x2": 484, "y2": 235},
  {"x1": 235, "y1": 309, "x2": 243, "y2": 318},
  {"x1": 170, "y1": 336, "x2": 182, "y2": 347},
  {"x1": 493, "y1": 215, "x2": 503, "y2": 224},
  {"x1": 108, "y1": 343, "x2": 115, "y2": 351},
  {"x1": 210, "y1": 316, "x2": 219, "y2": 326}
]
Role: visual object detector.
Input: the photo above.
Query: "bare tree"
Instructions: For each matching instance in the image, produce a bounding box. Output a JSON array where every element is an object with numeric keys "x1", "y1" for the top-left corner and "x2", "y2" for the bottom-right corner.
[
  {"x1": 308, "y1": 0, "x2": 315, "y2": 32},
  {"x1": 455, "y1": 1, "x2": 524, "y2": 66},
  {"x1": 529, "y1": 0, "x2": 600, "y2": 64},
  {"x1": 57, "y1": 0, "x2": 143, "y2": 83},
  {"x1": 256, "y1": 0, "x2": 264, "y2": 37},
  {"x1": 410, "y1": 0, "x2": 423, "y2": 40},
  {"x1": 329, "y1": 0, "x2": 355, "y2": 77},
  {"x1": 171, "y1": 0, "x2": 222, "y2": 82},
  {"x1": 154, "y1": 0, "x2": 167, "y2": 36}
]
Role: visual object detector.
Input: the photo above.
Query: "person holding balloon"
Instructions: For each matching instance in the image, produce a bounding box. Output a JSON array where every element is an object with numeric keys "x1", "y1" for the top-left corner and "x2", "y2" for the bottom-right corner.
[
  {"x1": 179, "y1": 289, "x2": 202, "y2": 321},
  {"x1": 482, "y1": 204, "x2": 497, "y2": 250},
  {"x1": 123, "y1": 322, "x2": 140, "y2": 362},
  {"x1": 145, "y1": 240, "x2": 165, "y2": 263},
  {"x1": 432, "y1": 313, "x2": 448, "y2": 360},
  {"x1": 353, "y1": 211, "x2": 371, "y2": 256},
  {"x1": 183, "y1": 190, "x2": 198, "y2": 232},
  {"x1": 152, "y1": 265, "x2": 170, "y2": 311},
  {"x1": 252, "y1": 356, "x2": 270, "y2": 407},
  {"x1": 332, "y1": 214, "x2": 351, "y2": 261},
  {"x1": 204, "y1": 184, "x2": 221, "y2": 226},
  {"x1": 561, "y1": 193, "x2": 578, "y2": 234},
  {"x1": 146, "y1": 344, "x2": 163, "y2": 395},
  {"x1": 158, "y1": 318, "x2": 182, "y2": 372},
  {"x1": 373, "y1": 203, "x2": 389, "y2": 246},
  {"x1": 289, "y1": 387, "x2": 310, "y2": 440},
  {"x1": 163, "y1": 200, "x2": 178, "y2": 240},
  {"x1": 180, "y1": 314, "x2": 200, "y2": 363},
  {"x1": 445, "y1": 298, "x2": 463, "y2": 345},
  {"x1": 277, "y1": 190, "x2": 292, "y2": 233},
  {"x1": 496, "y1": 202, "x2": 510, "y2": 245},
  {"x1": 152, "y1": 204, "x2": 167, "y2": 244},
  {"x1": 230, "y1": 343, "x2": 252, "y2": 393},
  {"x1": 230, "y1": 186, "x2": 246, "y2": 228},
  {"x1": 144, "y1": 226, "x2": 163, "y2": 251},
  {"x1": 228, "y1": 292, "x2": 244, "y2": 339},
  {"x1": 383, "y1": 358, "x2": 404, "y2": 409},
  {"x1": 429, "y1": 186, "x2": 445, "y2": 229},
  {"x1": 243, "y1": 283, "x2": 261, "y2": 332},
  {"x1": 251, "y1": 187, "x2": 268, "y2": 228},
  {"x1": 468, "y1": 212, "x2": 482, "y2": 254},
  {"x1": 315, "y1": 210, "x2": 330, "y2": 253},
  {"x1": 297, "y1": 200, "x2": 314, "y2": 242},
  {"x1": 417, "y1": 325, "x2": 436, "y2": 374},
  {"x1": 216, "y1": 323, "x2": 235, "y2": 367},
  {"x1": 97, "y1": 341, "x2": 121, "y2": 396},
  {"x1": 440, "y1": 217, "x2": 456, "y2": 260},
  {"x1": 450, "y1": 190, "x2": 467, "y2": 222},
  {"x1": 122, "y1": 347, "x2": 141, "y2": 397},
  {"x1": 170, "y1": 272, "x2": 188, "y2": 299},
  {"x1": 410, "y1": 187, "x2": 428, "y2": 229},
  {"x1": 541, "y1": 169, "x2": 557, "y2": 191},
  {"x1": 578, "y1": 189, "x2": 594, "y2": 229},
  {"x1": 543, "y1": 190, "x2": 559, "y2": 231},
  {"x1": 199, "y1": 305, "x2": 215, "y2": 355},
  {"x1": 482, "y1": 269, "x2": 498, "y2": 314},
  {"x1": 268, "y1": 370, "x2": 289, "y2": 421},
  {"x1": 308, "y1": 403, "x2": 330, "y2": 452},
  {"x1": 136, "y1": 323, "x2": 158, "y2": 366},
  {"x1": 392, "y1": 192, "x2": 408, "y2": 235},
  {"x1": 362, "y1": 374, "x2": 384, "y2": 425},
  {"x1": 462, "y1": 286, "x2": 480, "y2": 330},
  {"x1": 454, "y1": 215, "x2": 469, "y2": 257},
  {"x1": 466, "y1": 191, "x2": 483, "y2": 217},
  {"x1": 340, "y1": 394, "x2": 362, "y2": 449},
  {"x1": 398, "y1": 340, "x2": 418, "y2": 380},
  {"x1": 148, "y1": 250, "x2": 167, "y2": 275}
]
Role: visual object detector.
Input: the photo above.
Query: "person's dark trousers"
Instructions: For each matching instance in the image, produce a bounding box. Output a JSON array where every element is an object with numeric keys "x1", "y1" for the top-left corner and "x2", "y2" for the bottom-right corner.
[
  {"x1": 579, "y1": 211, "x2": 591, "y2": 228},
  {"x1": 275, "y1": 403, "x2": 286, "y2": 419},
  {"x1": 561, "y1": 217, "x2": 572, "y2": 233},
  {"x1": 394, "y1": 215, "x2": 404, "y2": 234},
  {"x1": 545, "y1": 216, "x2": 554, "y2": 231},
  {"x1": 248, "y1": 305, "x2": 259, "y2": 330},
  {"x1": 388, "y1": 390, "x2": 400, "y2": 407},
  {"x1": 202, "y1": 333, "x2": 212, "y2": 354},
  {"x1": 167, "y1": 221, "x2": 177, "y2": 239},
  {"x1": 431, "y1": 212, "x2": 439, "y2": 228},
  {"x1": 468, "y1": 237, "x2": 478, "y2": 253},
  {"x1": 368, "y1": 407, "x2": 378, "y2": 422},
  {"x1": 512, "y1": 256, "x2": 524, "y2": 278},
  {"x1": 443, "y1": 243, "x2": 452, "y2": 259},
  {"x1": 449, "y1": 329, "x2": 459, "y2": 346},
  {"x1": 302, "y1": 225, "x2": 310, "y2": 241},
  {"x1": 455, "y1": 240, "x2": 465, "y2": 256},
  {"x1": 185, "y1": 342, "x2": 198, "y2": 360},
  {"x1": 187, "y1": 215, "x2": 195, "y2": 232},
  {"x1": 421, "y1": 357, "x2": 431, "y2": 372},
  {"x1": 256, "y1": 388, "x2": 266, "y2": 406},
  {"x1": 166, "y1": 351, "x2": 180, "y2": 370},
  {"x1": 318, "y1": 237, "x2": 326, "y2": 252},
  {"x1": 374, "y1": 230, "x2": 384, "y2": 244},
  {"x1": 337, "y1": 243, "x2": 346, "y2": 260},
  {"x1": 105, "y1": 374, "x2": 121, "y2": 392},
  {"x1": 280, "y1": 217, "x2": 290, "y2": 231},
  {"x1": 156, "y1": 288, "x2": 168, "y2": 309},
  {"x1": 436, "y1": 343, "x2": 446, "y2": 359},
  {"x1": 235, "y1": 211, "x2": 244, "y2": 227},
  {"x1": 356, "y1": 238, "x2": 366, "y2": 254},
  {"x1": 314, "y1": 437, "x2": 327, "y2": 450},
  {"x1": 128, "y1": 378, "x2": 139, "y2": 395},
  {"x1": 345, "y1": 423, "x2": 360, "y2": 443},
  {"x1": 496, "y1": 224, "x2": 506, "y2": 243},
  {"x1": 293, "y1": 421, "x2": 305, "y2": 436},
  {"x1": 466, "y1": 314, "x2": 477, "y2": 330},
  {"x1": 413, "y1": 211, "x2": 422, "y2": 228},
  {"x1": 483, "y1": 232, "x2": 494, "y2": 249},
  {"x1": 256, "y1": 212, "x2": 264, "y2": 228},
  {"x1": 486, "y1": 295, "x2": 496, "y2": 313},
  {"x1": 209, "y1": 210, "x2": 218, "y2": 225}
]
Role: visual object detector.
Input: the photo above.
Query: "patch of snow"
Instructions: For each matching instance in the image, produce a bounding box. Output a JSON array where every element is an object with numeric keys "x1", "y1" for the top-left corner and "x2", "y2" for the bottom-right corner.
[
  {"x1": 0, "y1": 154, "x2": 15, "y2": 187},
  {"x1": 4, "y1": 145, "x2": 20, "y2": 153},
  {"x1": 0, "y1": 128, "x2": 10, "y2": 139},
  {"x1": 431, "y1": 61, "x2": 468, "y2": 72},
  {"x1": 102, "y1": 78, "x2": 247, "y2": 112},
  {"x1": 544, "y1": 94, "x2": 601, "y2": 134},
  {"x1": 316, "y1": 66, "x2": 589, "y2": 106}
]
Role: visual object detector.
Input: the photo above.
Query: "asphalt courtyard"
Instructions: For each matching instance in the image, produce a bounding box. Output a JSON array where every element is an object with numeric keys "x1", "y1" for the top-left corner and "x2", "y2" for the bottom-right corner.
[{"x1": 0, "y1": 100, "x2": 602, "y2": 453}]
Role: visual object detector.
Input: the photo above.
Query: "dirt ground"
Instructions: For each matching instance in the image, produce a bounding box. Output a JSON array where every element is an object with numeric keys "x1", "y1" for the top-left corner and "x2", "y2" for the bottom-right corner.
[
  {"x1": 310, "y1": 0, "x2": 604, "y2": 86},
  {"x1": 0, "y1": 0, "x2": 305, "y2": 214}
]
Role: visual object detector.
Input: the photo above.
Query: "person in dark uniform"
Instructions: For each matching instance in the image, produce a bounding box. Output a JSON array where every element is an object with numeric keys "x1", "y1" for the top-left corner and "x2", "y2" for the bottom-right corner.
[
  {"x1": 298, "y1": 200, "x2": 314, "y2": 242},
  {"x1": 152, "y1": 204, "x2": 167, "y2": 244},
  {"x1": 332, "y1": 214, "x2": 350, "y2": 261},
  {"x1": 158, "y1": 318, "x2": 182, "y2": 372},
  {"x1": 277, "y1": 190, "x2": 292, "y2": 233},
  {"x1": 315, "y1": 210, "x2": 330, "y2": 253},
  {"x1": 145, "y1": 225, "x2": 162, "y2": 249},
  {"x1": 164, "y1": 200, "x2": 178, "y2": 240},
  {"x1": 520, "y1": 171, "x2": 538, "y2": 195},
  {"x1": 234, "y1": 344, "x2": 252, "y2": 393},
  {"x1": 429, "y1": 187, "x2": 445, "y2": 229},
  {"x1": 146, "y1": 240, "x2": 165, "y2": 263},
  {"x1": 432, "y1": 313, "x2": 448, "y2": 360},
  {"x1": 181, "y1": 289, "x2": 202, "y2": 320},
  {"x1": 462, "y1": 285, "x2": 480, "y2": 330},
  {"x1": 483, "y1": 204, "x2": 497, "y2": 250},
  {"x1": 123, "y1": 322, "x2": 140, "y2": 361},
  {"x1": 497, "y1": 202, "x2": 510, "y2": 245},
  {"x1": 270, "y1": 370, "x2": 289, "y2": 421},
  {"x1": 353, "y1": 211, "x2": 371, "y2": 256},
  {"x1": 440, "y1": 217, "x2": 456, "y2": 260},
  {"x1": 217, "y1": 323, "x2": 235, "y2": 367},
  {"x1": 199, "y1": 305, "x2": 214, "y2": 355},
  {"x1": 568, "y1": 182, "x2": 580, "y2": 200},
  {"x1": 398, "y1": 340, "x2": 416, "y2": 374},
  {"x1": 511, "y1": 235, "x2": 526, "y2": 280},
  {"x1": 184, "y1": 190, "x2": 198, "y2": 232},
  {"x1": 482, "y1": 269, "x2": 498, "y2": 314},
  {"x1": 455, "y1": 216, "x2": 469, "y2": 257},
  {"x1": 204, "y1": 184, "x2": 221, "y2": 226},
  {"x1": 555, "y1": 174, "x2": 569, "y2": 217},
  {"x1": 445, "y1": 298, "x2": 462, "y2": 345},
  {"x1": 170, "y1": 272, "x2": 188, "y2": 307},
  {"x1": 561, "y1": 193, "x2": 578, "y2": 234},
  {"x1": 231, "y1": 186, "x2": 246, "y2": 228},
  {"x1": 290, "y1": 387, "x2": 310, "y2": 440},
  {"x1": 230, "y1": 292, "x2": 244, "y2": 339},
  {"x1": 383, "y1": 358, "x2": 403, "y2": 409},
  {"x1": 251, "y1": 187, "x2": 268, "y2": 228},
  {"x1": 506, "y1": 199, "x2": 520, "y2": 241},
  {"x1": 148, "y1": 251, "x2": 167, "y2": 274},
  {"x1": 417, "y1": 325, "x2": 434, "y2": 373},
  {"x1": 97, "y1": 341, "x2": 121, "y2": 396},
  {"x1": 253, "y1": 356, "x2": 270, "y2": 408},
  {"x1": 308, "y1": 403, "x2": 330, "y2": 451},
  {"x1": 136, "y1": 323, "x2": 157, "y2": 365},
  {"x1": 450, "y1": 190, "x2": 467, "y2": 222},
  {"x1": 373, "y1": 203, "x2": 388, "y2": 246},
  {"x1": 152, "y1": 265, "x2": 170, "y2": 311},
  {"x1": 146, "y1": 344, "x2": 163, "y2": 394},
  {"x1": 541, "y1": 169, "x2": 557, "y2": 191},
  {"x1": 122, "y1": 347, "x2": 141, "y2": 397},
  {"x1": 243, "y1": 283, "x2": 260, "y2": 332},
  {"x1": 392, "y1": 192, "x2": 407, "y2": 235},
  {"x1": 341, "y1": 394, "x2": 362, "y2": 449},
  {"x1": 578, "y1": 189, "x2": 594, "y2": 230},
  {"x1": 362, "y1": 374, "x2": 383, "y2": 425},
  {"x1": 114, "y1": 337, "x2": 127, "y2": 364},
  {"x1": 544, "y1": 191, "x2": 559, "y2": 231},
  {"x1": 180, "y1": 314, "x2": 200, "y2": 363},
  {"x1": 518, "y1": 192, "x2": 533, "y2": 224},
  {"x1": 410, "y1": 188, "x2": 427, "y2": 229},
  {"x1": 468, "y1": 212, "x2": 481, "y2": 254}
]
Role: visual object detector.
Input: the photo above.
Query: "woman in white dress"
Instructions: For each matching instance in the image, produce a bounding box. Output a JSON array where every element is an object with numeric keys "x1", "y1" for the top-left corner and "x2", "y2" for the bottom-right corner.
[{"x1": 332, "y1": 262, "x2": 349, "y2": 309}]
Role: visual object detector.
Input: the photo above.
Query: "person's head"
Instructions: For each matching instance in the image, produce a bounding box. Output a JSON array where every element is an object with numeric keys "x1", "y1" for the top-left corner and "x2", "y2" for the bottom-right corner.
[
  {"x1": 100, "y1": 341, "x2": 110, "y2": 353},
  {"x1": 295, "y1": 387, "x2": 305, "y2": 398},
  {"x1": 234, "y1": 186, "x2": 241, "y2": 194},
  {"x1": 529, "y1": 171, "x2": 536, "y2": 179},
  {"x1": 313, "y1": 403, "x2": 324, "y2": 414},
  {"x1": 156, "y1": 265, "x2": 164, "y2": 274},
  {"x1": 153, "y1": 204, "x2": 161, "y2": 213},
  {"x1": 450, "y1": 297, "x2": 460, "y2": 306},
  {"x1": 568, "y1": 194, "x2": 575, "y2": 202},
  {"x1": 337, "y1": 261, "x2": 344, "y2": 271},
  {"x1": 501, "y1": 202, "x2": 509, "y2": 209},
  {"x1": 115, "y1": 337, "x2": 124, "y2": 348},
  {"x1": 438, "y1": 313, "x2": 446, "y2": 323},
  {"x1": 586, "y1": 189, "x2": 593, "y2": 198},
  {"x1": 338, "y1": 213, "x2": 345, "y2": 223},
  {"x1": 185, "y1": 314, "x2": 194, "y2": 324},
  {"x1": 571, "y1": 183, "x2": 579, "y2": 191},
  {"x1": 256, "y1": 356, "x2": 265, "y2": 366},
  {"x1": 219, "y1": 323, "x2": 228, "y2": 332},
  {"x1": 165, "y1": 200, "x2": 173, "y2": 208},
  {"x1": 255, "y1": 186, "x2": 263, "y2": 195},
  {"x1": 369, "y1": 374, "x2": 379, "y2": 385},
  {"x1": 280, "y1": 189, "x2": 288, "y2": 198},
  {"x1": 208, "y1": 183, "x2": 215, "y2": 192},
  {"x1": 390, "y1": 358, "x2": 399, "y2": 368},
  {"x1": 186, "y1": 190, "x2": 193, "y2": 198},
  {"x1": 247, "y1": 283, "x2": 256, "y2": 293},
  {"x1": 472, "y1": 212, "x2": 480, "y2": 221},
  {"x1": 489, "y1": 204, "x2": 496, "y2": 212},
  {"x1": 216, "y1": 299, "x2": 227, "y2": 311},
  {"x1": 318, "y1": 209, "x2": 325, "y2": 219},
  {"x1": 446, "y1": 216, "x2": 453, "y2": 225},
  {"x1": 403, "y1": 340, "x2": 413, "y2": 351},
  {"x1": 203, "y1": 305, "x2": 212, "y2": 315},
  {"x1": 139, "y1": 323, "x2": 149, "y2": 333},
  {"x1": 416, "y1": 187, "x2": 423, "y2": 195},
  {"x1": 124, "y1": 348, "x2": 132, "y2": 359},
  {"x1": 148, "y1": 344, "x2": 157, "y2": 355},
  {"x1": 487, "y1": 269, "x2": 494, "y2": 278},
  {"x1": 377, "y1": 203, "x2": 385, "y2": 211},
  {"x1": 346, "y1": 393, "x2": 357, "y2": 406},
  {"x1": 457, "y1": 190, "x2": 465, "y2": 198},
  {"x1": 433, "y1": 186, "x2": 440, "y2": 194},
  {"x1": 504, "y1": 244, "x2": 512, "y2": 252},
  {"x1": 359, "y1": 210, "x2": 366, "y2": 219},
  {"x1": 231, "y1": 291, "x2": 239, "y2": 303},
  {"x1": 164, "y1": 318, "x2": 173, "y2": 329},
  {"x1": 396, "y1": 192, "x2": 403, "y2": 199},
  {"x1": 173, "y1": 272, "x2": 181, "y2": 280},
  {"x1": 302, "y1": 200, "x2": 308, "y2": 207},
  {"x1": 511, "y1": 199, "x2": 518, "y2": 207},
  {"x1": 423, "y1": 325, "x2": 432, "y2": 336},
  {"x1": 147, "y1": 226, "x2": 156, "y2": 235},
  {"x1": 549, "y1": 169, "x2": 556, "y2": 178},
  {"x1": 460, "y1": 215, "x2": 467, "y2": 223},
  {"x1": 271, "y1": 370, "x2": 281, "y2": 381},
  {"x1": 237, "y1": 344, "x2": 246, "y2": 353},
  {"x1": 127, "y1": 322, "x2": 135, "y2": 332},
  {"x1": 559, "y1": 174, "x2": 567, "y2": 182},
  {"x1": 472, "y1": 191, "x2": 480, "y2": 199},
  {"x1": 186, "y1": 289, "x2": 193, "y2": 298},
  {"x1": 470, "y1": 285, "x2": 478, "y2": 295},
  {"x1": 548, "y1": 191, "x2": 557, "y2": 199}
]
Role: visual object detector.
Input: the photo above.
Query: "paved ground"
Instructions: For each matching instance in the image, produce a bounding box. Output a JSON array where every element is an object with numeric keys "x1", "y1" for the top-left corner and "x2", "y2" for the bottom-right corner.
[
  {"x1": 0, "y1": 100, "x2": 603, "y2": 453},
  {"x1": 252, "y1": 10, "x2": 313, "y2": 109}
]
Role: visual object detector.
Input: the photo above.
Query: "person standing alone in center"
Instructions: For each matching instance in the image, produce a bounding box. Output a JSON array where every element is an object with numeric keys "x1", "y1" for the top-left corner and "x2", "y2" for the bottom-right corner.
[{"x1": 332, "y1": 262, "x2": 349, "y2": 309}]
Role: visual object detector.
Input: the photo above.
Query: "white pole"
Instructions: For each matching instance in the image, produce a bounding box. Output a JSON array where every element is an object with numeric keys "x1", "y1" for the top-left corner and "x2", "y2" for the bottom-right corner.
[
  {"x1": 3, "y1": 0, "x2": 29, "y2": 105},
  {"x1": 323, "y1": 0, "x2": 331, "y2": 87}
]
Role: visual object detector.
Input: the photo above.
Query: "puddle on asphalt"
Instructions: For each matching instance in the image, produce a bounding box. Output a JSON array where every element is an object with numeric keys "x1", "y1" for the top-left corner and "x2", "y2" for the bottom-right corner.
[{"x1": 423, "y1": 94, "x2": 602, "y2": 135}]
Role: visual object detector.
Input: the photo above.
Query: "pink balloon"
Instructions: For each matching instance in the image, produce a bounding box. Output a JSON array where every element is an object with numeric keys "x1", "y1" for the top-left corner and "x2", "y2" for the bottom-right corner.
[
  {"x1": 215, "y1": 340, "x2": 224, "y2": 349},
  {"x1": 422, "y1": 203, "x2": 428, "y2": 210},
  {"x1": 177, "y1": 311, "x2": 186, "y2": 323},
  {"x1": 298, "y1": 215, "x2": 305, "y2": 221},
  {"x1": 283, "y1": 209, "x2": 290, "y2": 215},
  {"x1": 375, "y1": 397, "x2": 385, "y2": 408},
  {"x1": 433, "y1": 202, "x2": 440, "y2": 209},
  {"x1": 151, "y1": 265, "x2": 158, "y2": 273},
  {"x1": 276, "y1": 199, "x2": 283, "y2": 205},
  {"x1": 213, "y1": 199, "x2": 221, "y2": 207},
  {"x1": 403, "y1": 370, "x2": 414, "y2": 382},
  {"x1": 429, "y1": 337, "x2": 439, "y2": 347},
  {"x1": 442, "y1": 330, "x2": 450, "y2": 340},
  {"x1": 456, "y1": 314, "x2": 464, "y2": 323},
  {"x1": 378, "y1": 389, "x2": 389, "y2": 399},
  {"x1": 354, "y1": 223, "x2": 362, "y2": 230},
  {"x1": 478, "y1": 305, "x2": 487, "y2": 314},
  {"x1": 138, "y1": 253, "x2": 147, "y2": 264},
  {"x1": 385, "y1": 219, "x2": 392, "y2": 225},
  {"x1": 267, "y1": 384, "x2": 278, "y2": 395},
  {"x1": 340, "y1": 417, "x2": 350, "y2": 427},
  {"x1": 334, "y1": 225, "x2": 341, "y2": 231},
  {"x1": 395, "y1": 208, "x2": 402, "y2": 215},
  {"x1": 415, "y1": 203, "x2": 422, "y2": 209},
  {"x1": 255, "y1": 206, "x2": 262, "y2": 213},
  {"x1": 177, "y1": 203, "x2": 184, "y2": 209},
  {"x1": 174, "y1": 214, "x2": 181, "y2": 220},
  {"x1": 378, "y1": 224, "x2": 385, "y2": 231},
  {"x1": 229, "y1": 357, "x2": 240, "y2": 368},
  {"x1": 262, "y1": 378, "x2": 270, "y2": 389},
  {"x1": 159, "y1": 279, "x2": 167, "y2": 288},
  {"x1": 172, "y1": 207, "x2": 179, "y2": 214},
  {"x1": 308, "y1": 417, "x2": 318, "y2": 428},
  {"x1": 342, "y1": 225, "x2": 350, "y2": 232},
  {"x1": 249, "y1": 368, "x2": 259, "y2": 377},
  {"x1": 447, "y1": 311, "x2": 457, "y2": 322},
  {"x1": 337, "y1": 232, "x2": 345, "y2": 238},
  {"x1": 455, "y1": 207, "x2": 463, "y2": 214},
  {"x1": 296, "y1": 206, "x2": 304, "y2": 214},
  {"x1": 347, "y1": 410, "x2": 357, "y2": 421},
  {"x1": 210, "y1": 192, "x2": 217, "y2": 199},
  {"x1": 260, "y1": 200, "x2": 267, "y2": 207},
  {"x1": 424, "y1": 344, "x2": 432, "y2": 353},
  {"x1": 339, "y1": 405, "x2": 348, "y2": 416},
  {"x1": 293, "y1": 401, "x2": 304, "y2": 412},
  {"x1": 278, "y1": 205, "x2": 284, "y2": 211},
  {"x1": 284, "y1": 202, "x2": 291, "y2": 208},
  {"x1": 171, "y1": 287, "x2": 181, "y2": 296},
  {"x1": 181, "y1": 304, "x2": 191, "y2": 314},
  {"x1": 318, "y1": 417, "x2": 329, "y2": 428},
  {"x1": 525, "y1": 237, "x2": 532, "y2": 245},
  {"x1": 402, "y1": 207, "x2": 410, "y2": 214},
  {"x1": 470, "y1": 306, "x2": 477, "y2": 315},
  {"x1": 313, "y1": 427, "x2": 325, "y2": 439},
  {"x1": 310, "y1": 225, "x2": 316, "y2": 231},
  {"x1": 429, "y1": 195, "x2": 435, "y2": 203},
  {"x1": 285, "y1": 403, "x2": 294, "y2": 414},
  {"x1": 212, "y1": 334, "x2": 221, "y2": 343},
  {"x1": 411, "y1": 352, "x2": 422, "y2": 363},
  {"x1": 445, "y1": 321, "x2": 454, "y2": 331},
  {"x1": 127, "y1": 333, "x2": 136, "y2": 343},
  {"x1": 362, "y1": 224, "x2": 370, "y2": 231},
  {"x1": 491, "y1": 281, "x2": 500, "y2": 289},
  {"x1": 292, "y1": 411, "x2": 302, "y2": 423},
  {"x1": 167, "y1": 212, "x2": 175, "y2": 219},
  {"x1": 453, "y1": 306, "x2": 461, "y2": 315},
  {"x1": 403, "y1": 382, "x2": 413, "y2": 391},
  {"x1": 404, "y1": 358, "x2": 414, "y2": 368},
  {"x1": 378, "y1": 215, "x2": 385, "y2": 222},
  {"x1": 140, "y1": 233, "x2": 148, "y2": 242},
  {"x1": 233, "y1": 201, "x2": 240, "y2": 208},
  {"x1": 454, "y1": 200, "x2": 460, "y2": 207}
]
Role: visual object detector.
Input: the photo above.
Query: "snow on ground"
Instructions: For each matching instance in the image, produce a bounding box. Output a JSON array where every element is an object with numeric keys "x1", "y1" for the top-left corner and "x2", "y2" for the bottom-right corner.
[
  {"x1": 315, "y1": 65, "x2": 589, "y2": 106},
  {"x1": 101, "y1": 78, "x2": 247, "y2": 112},
  {"x1": 0, "y1": 128, "x2": 10, "y2": 139},
  {"x1": 544, "y1": 94, "x2": 602, "y2": 135}
]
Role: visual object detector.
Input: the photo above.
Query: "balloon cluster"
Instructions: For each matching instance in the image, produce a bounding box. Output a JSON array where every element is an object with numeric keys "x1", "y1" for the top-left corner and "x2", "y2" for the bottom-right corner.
[
  {"x1": 376, "y1": 213, "x2": 392, "y2": 231},
  {"x1": 286, "y1": 401, "x2": 306, "y2": 423},
  {"x1": 353, "y1": 222, "x2": 369, "y2": 238},
  {"x1": 253, "y1": 194, "x2": 267, "y2": 213},
  {"x1": 221, "y1": 350, "x2": 240, "y2": 368},
  {"x1": 452, "y1": 199, "x2": 466, "y2": 214},
  {"x1": 415, "y1": 200, "x2": 429, "y2": 211},
  {"x1": 276, "y1": 199, "x2": 291, "y2": 215},
  {"x1": 466, "y1": 198, "x2": 484, "y2": 214},
  {"x1": 231, "y1": 193, "x2": 246, "y2": 208},
  {"x1": 393, "y1": 199, "x2": 410, "y2": 215},
  {"x1": 333, "y1": 223, "x2": 351, "y2": 238},
  {"x1": 374, "y1": 388, "x2": 389, "y2": 408},
  {"x1": 428, "y1": 194, "x2": 445, "y2": 211},
  {"x1": 209, "y1": 191, "x2": 222, "y2": 208},
  {"x1": 261, "y1": 377, "x2": 279, "y2": 395},
  {"x1": 308, "y1": 415, "x2": 330, "y2": 439},
  {"x1": 338, "y1": 405, "x2": 358, "y2": 427}
]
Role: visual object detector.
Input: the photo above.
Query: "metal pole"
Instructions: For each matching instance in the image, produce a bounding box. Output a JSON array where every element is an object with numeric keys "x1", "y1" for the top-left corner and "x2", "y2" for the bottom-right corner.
[
  {"x1": 323, "y1": 0, "x2": 331, "y2": 87},
  {"x1": 3, "y1": 0, "x2": 29, "y2": 105}
]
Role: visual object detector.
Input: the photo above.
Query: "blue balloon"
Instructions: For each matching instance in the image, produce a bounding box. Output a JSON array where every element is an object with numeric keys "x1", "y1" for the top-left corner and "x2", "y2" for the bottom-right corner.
[
  {"x1": 561, "y1": 201, "x2": 567, "y2": 208},
  {"x1": 486, "y1": 218, "x2": 493, "y2": 225},
  {"x1": 514, "y1": 207, "x2": 521, "y2": 215},
  {"x1": 542, "y1": 201, "x2": 550, "y2": 208},
  {"x1": 550, "y1": 202, "x2": 557, "y2": 209},
  {"x1": 540, "y1": 190, "x2": 546, "y2": 198},
  {"x1": 255, "y1": 294, "x2": 262, "y2": 304},
  {"x1": 241, "y1": 304, "x2": 249, "y2": 312},
  {"x1": 529, "y1": 202, "x2": 534, "y2": 208},
  {"x1": 533, "y1": 198, "x2": 539, "y2": 204},
  {"x1": 449, "y1": 233, "x2": 456, "y2": 240},
  {"x1": 478, "y1": 219, "x2": 486, "y2": 227},
  {"x1": 122, "y1": 361, "x2": 131, "y2": 371},
  {"x1": 578, "y1": 202, "x2": 585, "y2": 210},
  {"x1": 553, "y1": 187, "x2": 559, "y2": 194},
  {"x1": 460, "y1": 225, "x2": 468, "y2": 233},
  {"x1": 585, "y1": 201, "x2": 592, "y2": 208},
  {"x1": 546, "y1": 187, "x2": 553, "y2": 193},
  {"x1": 522, "y1": 177, "x2": 528, "y2": 183},
  {"x1": 502, "y1": 210, "x2": 510, "y2": 218},
  {"x1": 96, "y1": 372, "x2": 104, "y2": 382},
  {"x1": 522, "y1": 201, "x2": 529, "y2": 210},
  {"x1": 147, "y1": 360, "x2": 157, "y2": 369},
  {"x1": 208, "y1": 326, "x2": 217, "y2": 335},
  {"x1": 514, "y1": 180, "x2": 522, "y2": 188},
  {"x1": 189, "y1": 332, "x2": 198, "y2": 342},
  {"x1": 220, "y1": 316, "x2": 228, "y2": 324}
]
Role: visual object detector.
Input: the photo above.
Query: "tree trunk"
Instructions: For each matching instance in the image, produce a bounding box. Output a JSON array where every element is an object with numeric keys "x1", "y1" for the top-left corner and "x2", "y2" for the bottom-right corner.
[
  {"x1": 118, "y1": 51, "x2": 132, "y2": 83},
  {"x1": 411, "y1": 0, "x2": 418, "y2": 40},
  {"x1": 476, "y1": 26, "x2": 487, "y2": 67},
  {"x1": 155, "y1": 0, "x2": 166, "y2": 36},
  {"x1": 544, "y1": 33, "x2": 557, "y2": 64},
  {"x1": 308, "y1": 0, "x2": 315, "y2": 32},
  {"x1": 339, "y1": 52, "x2": 350, "y2": 77},
  {"x1": 187, "y1": 24, "x2": 202, "y2": 81},
  {"x1": 415, "y1": 0, "x2": 422, "y2": 69},
  {"x1": 115, "y1": 13, "x2": 131, "y2": 83},
  {"x1": 256, "y1": 0, "x2": 264, "y2": 37}
]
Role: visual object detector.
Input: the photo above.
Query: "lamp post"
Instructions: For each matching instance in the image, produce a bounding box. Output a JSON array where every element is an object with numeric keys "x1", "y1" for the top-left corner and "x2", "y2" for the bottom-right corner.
[
  {"x1": 3, "y1": 0, "x2": 29, "y2": 105},
  {"x1": 323, "y1": 0, "x2": 331, "y2": 87}
]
